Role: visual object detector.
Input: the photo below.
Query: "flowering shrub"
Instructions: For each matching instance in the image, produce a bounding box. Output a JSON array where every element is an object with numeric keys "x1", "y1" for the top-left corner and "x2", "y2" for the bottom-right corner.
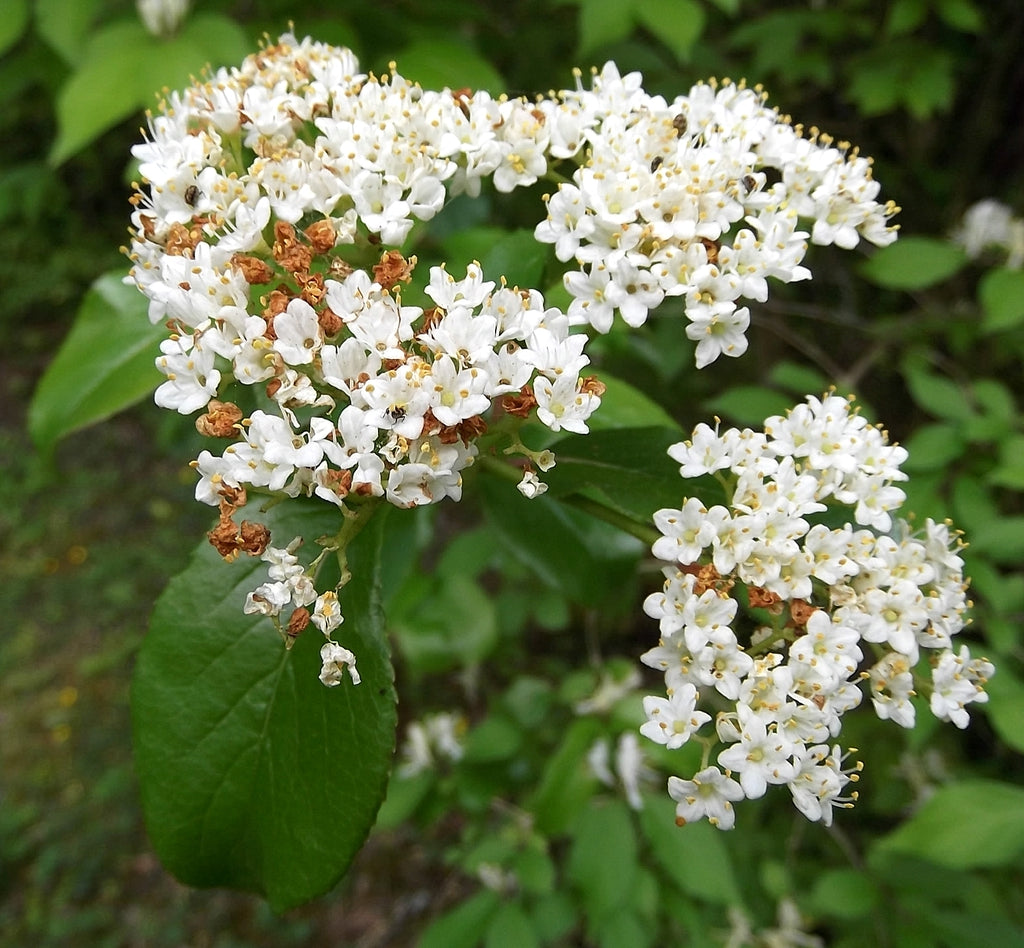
[{"x1": 46, "y1": 30, "x2": 991, "y2": 911}]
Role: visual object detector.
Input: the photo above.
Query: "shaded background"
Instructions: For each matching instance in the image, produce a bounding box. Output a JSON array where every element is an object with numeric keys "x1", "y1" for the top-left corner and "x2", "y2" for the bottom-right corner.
[{"x1": 3, "y1": 0, "x2": 1024, "y2": 945}]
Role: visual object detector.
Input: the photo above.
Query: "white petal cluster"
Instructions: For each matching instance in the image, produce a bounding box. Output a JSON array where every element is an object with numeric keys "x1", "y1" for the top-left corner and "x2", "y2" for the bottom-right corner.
[
  {"x1": 533, "y1": 66, "x2": 899, "y2": 365},
  {"x1": 641, "y1": 394, "x2": 990, "y2": 828}
]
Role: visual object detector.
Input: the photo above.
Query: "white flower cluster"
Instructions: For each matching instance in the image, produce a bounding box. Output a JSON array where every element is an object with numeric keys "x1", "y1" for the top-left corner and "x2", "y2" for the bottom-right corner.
[
  {"x1": 242, "y1": 538, "x2": 357, "y2": 685},
  {"x1": 534, "y1": 70, "x2": 899, "y2": 366},
  {"x1": 952, "y1": 198, "x2": 1024, "y2": 269},
  {"x1": 123, "y1": 34, "x2": 899, "y2": 687},
  {"x1": 640, "y1": 394, "x2": 992, "y2": 829}
]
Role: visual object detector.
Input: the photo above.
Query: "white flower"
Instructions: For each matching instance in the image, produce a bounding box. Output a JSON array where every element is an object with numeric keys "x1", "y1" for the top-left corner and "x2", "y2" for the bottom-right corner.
[
  {"x1": 930, "y1": 646, "x2": 994, "y2": 728},
  {"x1": 319, "y1": 641, "x2": 360, "y2": 686},
  {"x1": 640, "y1": 683, "x2": 711, "y2": 749},
  {"x1": 667, "y1": 766, "x2": 745, "y2": 830},
  {"x1": 516, "y1": 470, "x2": 548, "y2": 499}
]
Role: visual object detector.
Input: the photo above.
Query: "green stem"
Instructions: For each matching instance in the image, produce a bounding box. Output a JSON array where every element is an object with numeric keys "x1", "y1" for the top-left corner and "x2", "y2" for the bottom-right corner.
[{"x1": 329, "y1": 497, "x2": 383, "y2": 589}]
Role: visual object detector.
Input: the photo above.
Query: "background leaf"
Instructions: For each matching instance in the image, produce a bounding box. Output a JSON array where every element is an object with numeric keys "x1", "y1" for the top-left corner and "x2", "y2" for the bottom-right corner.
[
  {"x1": 872, "y1": 780, "x2": 1024, "y2": 869},
  {"x1": 860, "y1": 236, "x2": 967, "y2": 289},
  {"x1": 28, "y1": 271, "x2": 163, "y2": 455},
  {"x1": 131, "y1": 502, "x2": 398, "y2": 911}
]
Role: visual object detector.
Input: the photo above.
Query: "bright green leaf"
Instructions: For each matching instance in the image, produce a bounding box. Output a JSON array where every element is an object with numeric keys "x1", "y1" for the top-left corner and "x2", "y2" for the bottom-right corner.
[
  {"x1": 136, "y1": 15, "x2": 253, "y2": 105},
  {"x1": 28, "y1": 272, "x2": 163, "y2": 455},
  {"x1": 705, "y1": 386, "x2": 794, "y2": 427},
  {"x1": 968, "y1": 516, "x2": 1024, "y2": 564},
  {"x1": 979, "y1": 268, "x2": 1024, "y2": 333},
  {"x1": 860, "y1": 237, "x2": 967, "y2": 290},
  {"x1": 902, "y1": 363, "x2": 974, "y2": 423},
  {"x1": 577, "y1": 0, "x2": 635, "y2": 56},
  {"x1": 462, "y1": 714, "x2": 524, "y2": 763},
  {"x1": 485, "y1": 901, "x2": 539, "y2": 948},
  {"x1": 568, "y1": 800, "x2": 638, "y2": 918},
  {"x1": 392, "y1": 39, "x2": 505, "y2": 93},
  {"x1": 589, "y1": 372, "x2": 682, "y2": 432},
  {"x1": 885, "y1": 0, "x2": 928, "y2": 37},
  {"x1": 418, "y1": 890, "x2": 502, "y2": 948},
  {"x1": 634, "y1": 0, "x2": 705, "y2": 61},
  {"x1": 0, "y1": 0, "x2": 29, "y2": 56},
  {"x1": 479, "y1": 229, "x2": 551, "y2": 292},
  {"x1": 595, "y1": 911, "x2": 650, "y2": 948},
  {"x1": 35, "y1": 0, "x2": 104, "y2": 63},
  {"x1": 131, "y1": 502, "x2": 397, "y2": 911},
  {"x1": 50, "y1": 20, "x2": 155, "y2": 165},
  {"x1": 390, "y1": 572, "x2": 498, "y2": 673},
  {"x1": 900, "y1": 423, "x2": 965, "y2": 472},
  {"x1": 530, "y1": 892, "x2": 578, "y2": 943},
  {"x1": 808, "y1": 868, "x2": 880, "y2": 919},
  {"x1": 541, "y1": 425, "x2": 689, "y2": 523},
  {"x1": 985, "y1": 670, "x2": 1024, "y2": 755},
  {"x1": 936, "y1": 0, "x2": 984, "y2": 32},
  {"x1": 874, "y1": 780, "x2": 1024, "y2": 869},
  {"x1": 769, "y1": 361, "x2": 830, "y2": 398},
  {"x1": 528, "y1": 717, "x2": 604, "y2": 834},
  {"x1": 639, "y1": 794, "x2": 743, "y2": 906},
  {"x1": 988, "y1": 434, "x2": 1024, "y2": 490},
  {"x1": 905, "y1": 50, "x2": 956, "y2": 119}
]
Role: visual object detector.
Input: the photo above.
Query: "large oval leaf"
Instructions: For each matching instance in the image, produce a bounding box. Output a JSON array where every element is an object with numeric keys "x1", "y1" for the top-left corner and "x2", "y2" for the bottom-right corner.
[
  {"x1": 28, "y1": 271, "x2": 163, "y2": 456},
  {"x1": 131, "y1": 502, "x2": 397, "y2": 911}
]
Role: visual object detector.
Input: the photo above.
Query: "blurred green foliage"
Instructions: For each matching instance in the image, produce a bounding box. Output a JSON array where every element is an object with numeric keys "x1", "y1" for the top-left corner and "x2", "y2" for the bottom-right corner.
[{"x1": 4, "y1": 0, "x2": 1024, "y2": 944}]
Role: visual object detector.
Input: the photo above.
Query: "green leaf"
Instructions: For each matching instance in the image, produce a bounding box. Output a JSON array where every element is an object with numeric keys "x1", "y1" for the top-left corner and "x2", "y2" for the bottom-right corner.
[
  {"x1": 902, "y1": 360, "x2": 975, "y2": 423},
  {"x1": 808, "y1": 868, "x2": 880, "y2": 919},
  {"x1": 768, "y1": 361, "x2": 830, "y2": 398},
  {"x1": 390, "y1": 572, "x2": 498, "y2": 673},
  {"x1": 638, "y1": 794, "x2": 743, "y2": 906},
  {"x1": 885, "y1": 0, "x2": 928, "y2": 37},
  {"x1": 28, "y1": 272, "x2": 164, "y2": 455},
  {"x1": 902, "y1": 420, "x2": 965, "y2": 471},
  {"x1": 418, "y1": 890, "x2": 502, "y2": 948},
  {"x1": 479, "y1": 229, "x2": 551, "y2": 292},
  {"x1": 988, "y1": 434, "x2": 1024, "y2": 490},
  {"x1": 568, "y1": 800, "x2": 638, "y2": 919},
  {"x1": 936, "y1": 0, "x2": 984, "y2": 32},
  {"x1": 131, "y1": 502, "x2": 398, "y2": 911},
  {"x1": 968, "y1": 516, "x2": 1024, "y2": 564},
  {"x1": 485, "y1": 901, "x2": 539, "y2": 948},
  {"x1": 860, "y1": 237, "x2": 967, "y2": 290},
  {"x1": 577, "y1": 0, "x2": 635, "y2": 56},
  {"x1": 705, "y1": 385, "x2": 794, "y2": 427},
  {"x1": 979, "y1": 268, "x2": 1024, "y2": 333},
  {"x1": 873, "y1": 780, "x2": 1024, "y2": 869},
  {"x1": 985, "y1": 669, "x2": 1024, "y2": 755},
  {"x1": 542, "y1": 425, "x2": 689, "y2": 523},
  {"x1": 35, "y1": 0, "x2": 105, "y2": 63},
  {"x1": 0, "y1": 0, "x2": 29, "y2": 57},
  {"x1": 392, "y1": 39, "x2": 505, "y2": 93},
  {"x1": 528, "y1": 717, "x2": 604, "y2": 834},
  {"x1": 589, "y1": 372, "x2": 682, "y2": 432},
  {"x1": 634, "y1": 0, "x2": 705, "y2": 61},
  {"x1": 904, "y1": 50, "x2": 956, "y2": 119},
  {"x1": 135, "y1": 15, "x2": 253, "y2": 106},
  {"x1": 480, "y1": 477, "x2": 643, "y2": 609},
  {"x1": 49, "y1": 14, "x2": 252, "y2": 165},
  {"x1": 50, "y1": 20, "x2": 153, "y2": 165}
]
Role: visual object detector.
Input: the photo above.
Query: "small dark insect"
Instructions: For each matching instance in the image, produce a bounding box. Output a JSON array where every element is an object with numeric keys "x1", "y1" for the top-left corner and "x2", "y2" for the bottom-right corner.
[
  {"x1": 650, "y1": 156, "x2": 664, "y2": 173},
  {"x1": 184, "y1": 184, "x2": 200, "y2": 207},
  {"x1": 672, "y1": 113, "x2": 687, "y2": 138},
  {"x1": 388, "y1": 405, "x2": 407, "y2": 424},
  {"x1": 741, "y1": 174, "x2": 757, "y2": 194}
]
